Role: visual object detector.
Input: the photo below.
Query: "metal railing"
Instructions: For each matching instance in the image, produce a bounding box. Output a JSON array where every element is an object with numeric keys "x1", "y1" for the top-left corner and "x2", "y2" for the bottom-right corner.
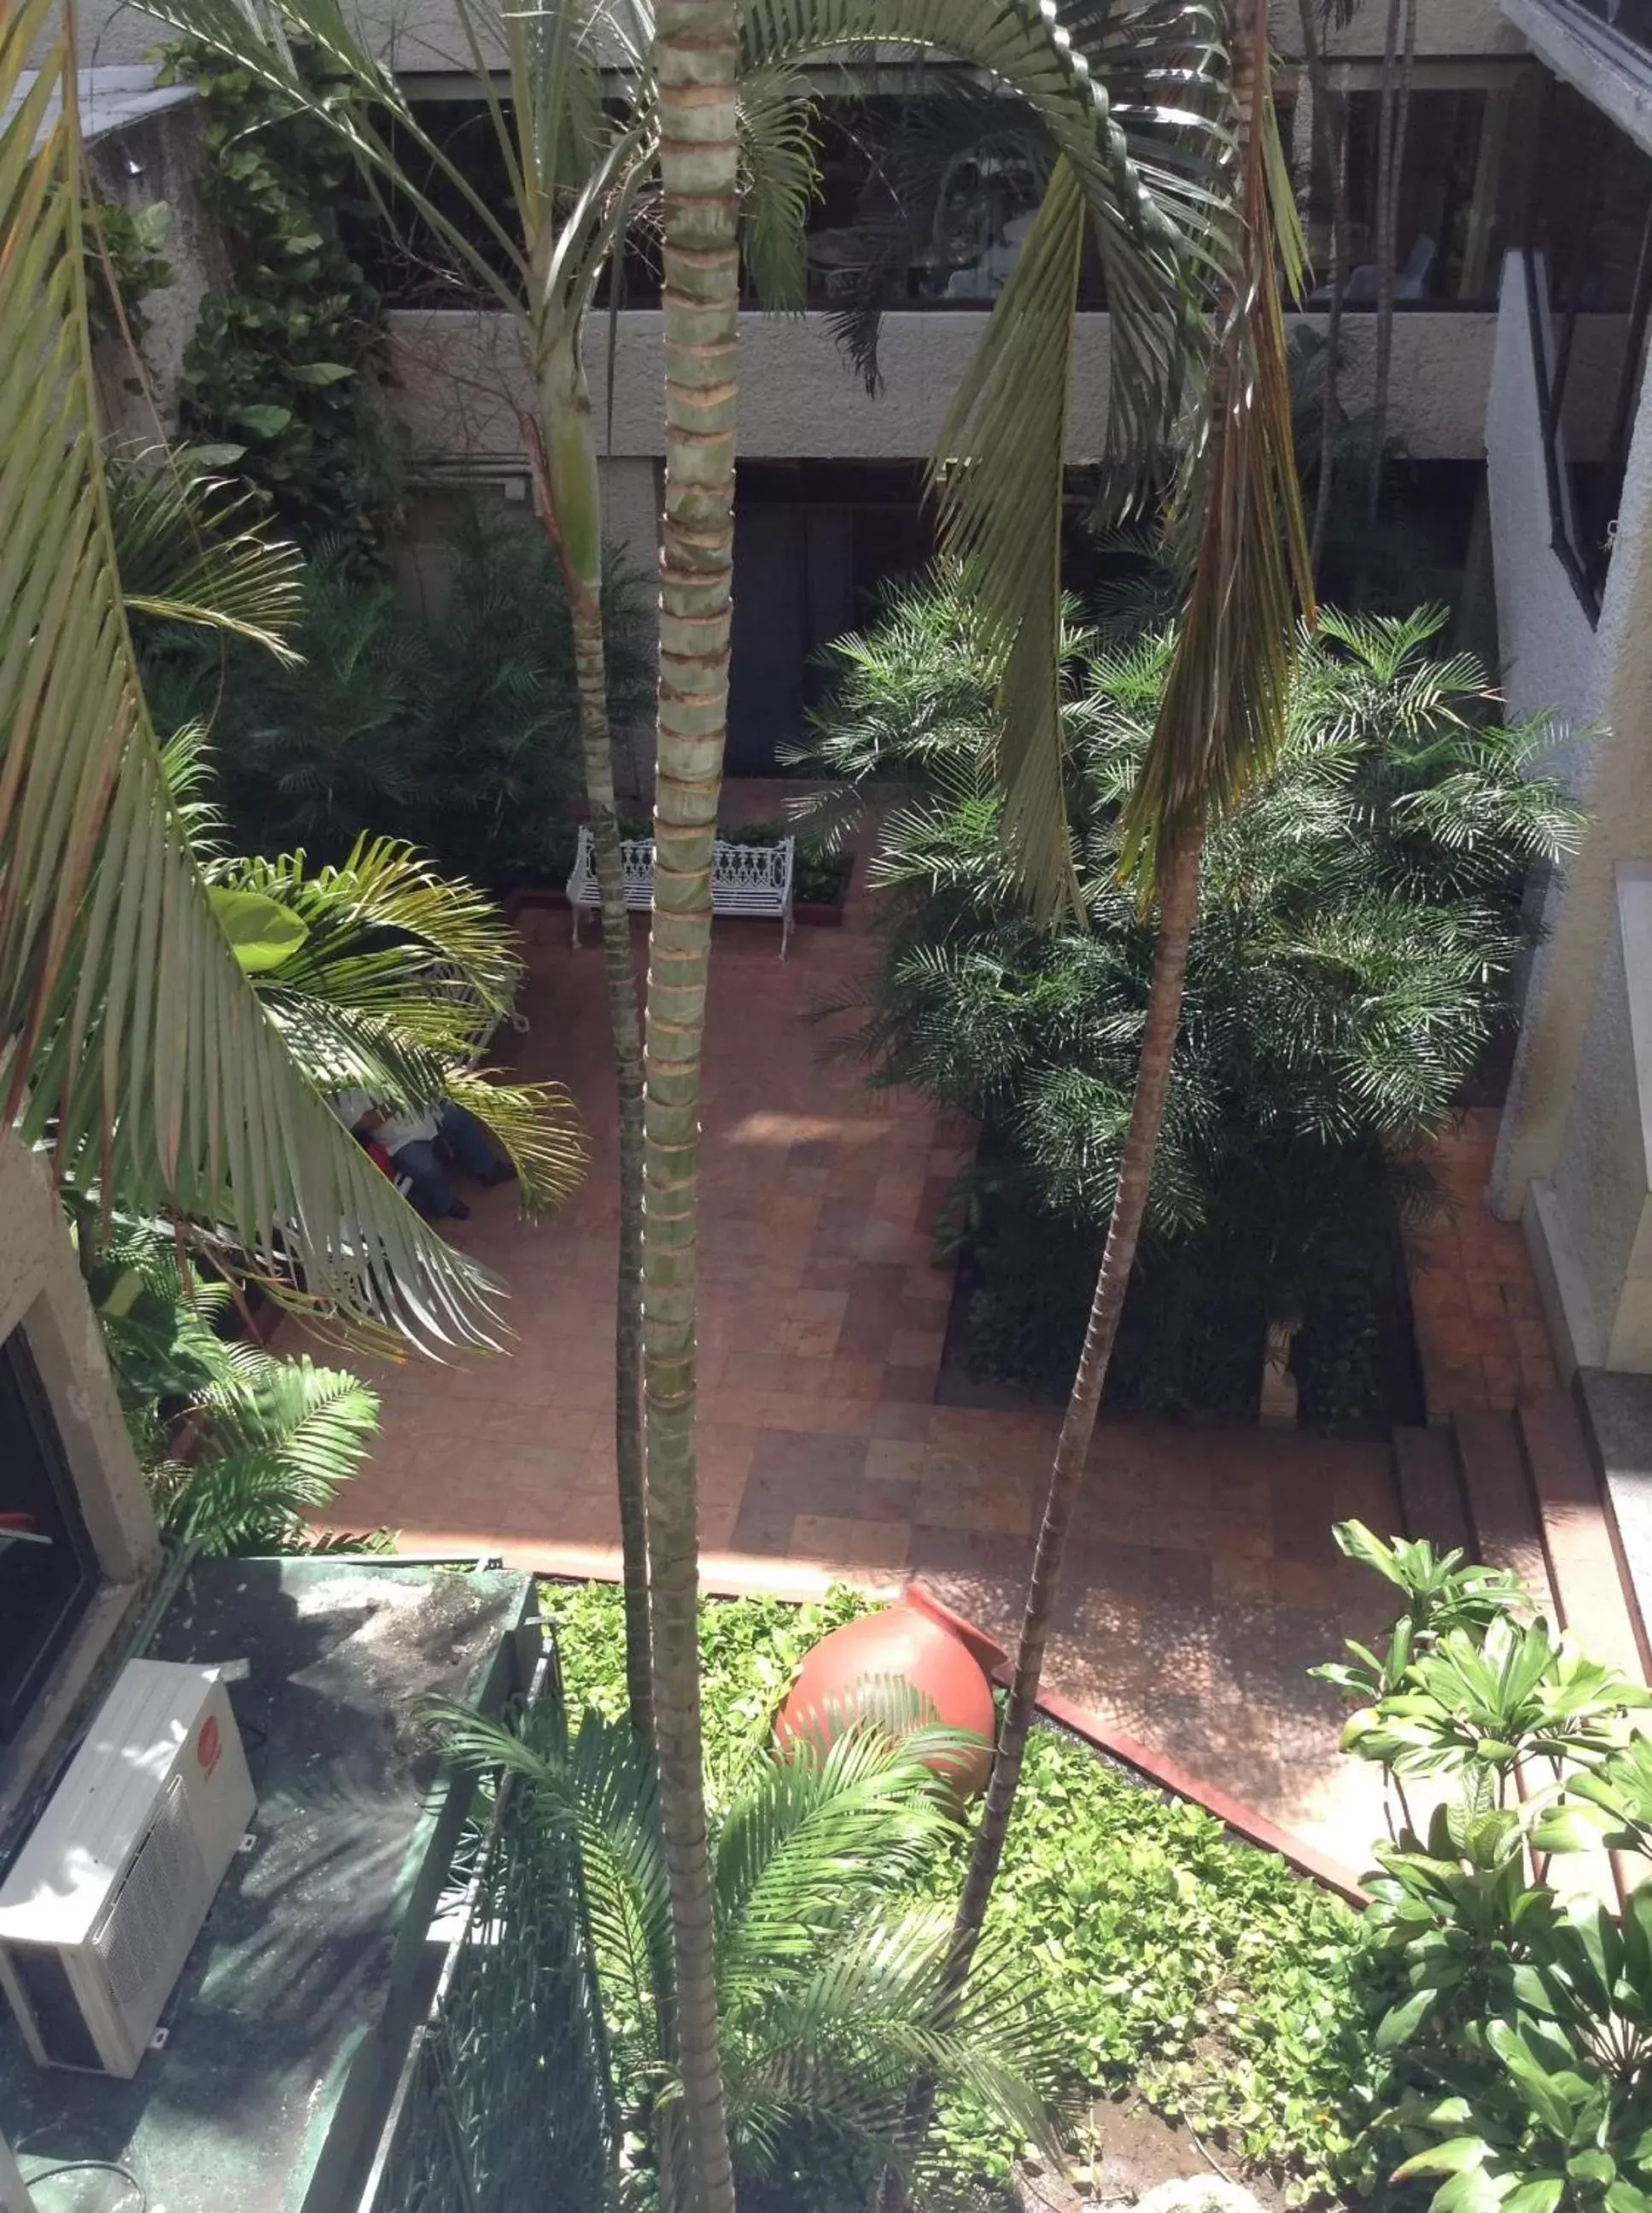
[{"x1": 359, "y1": 1657, "x2": 613, "y2": 2213}]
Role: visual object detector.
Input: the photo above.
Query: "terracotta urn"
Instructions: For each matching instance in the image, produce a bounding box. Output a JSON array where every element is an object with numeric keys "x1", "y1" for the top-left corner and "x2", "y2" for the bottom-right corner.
[{"x1": 774, "y1": 1597, "x2": 996, "y2": 1798}]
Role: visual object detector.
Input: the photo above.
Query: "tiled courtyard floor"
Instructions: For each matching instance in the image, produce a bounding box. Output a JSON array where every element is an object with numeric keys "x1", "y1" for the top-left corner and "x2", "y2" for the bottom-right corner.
[{"x1": 318, "y1": 865, "x2": 1404, "y2": 1867}]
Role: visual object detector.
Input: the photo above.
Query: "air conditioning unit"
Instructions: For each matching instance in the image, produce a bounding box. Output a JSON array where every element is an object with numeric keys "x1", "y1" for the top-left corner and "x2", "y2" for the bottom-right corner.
[{"x1": 0, "y1": 1659, "x2": 255, "y2": 2077}]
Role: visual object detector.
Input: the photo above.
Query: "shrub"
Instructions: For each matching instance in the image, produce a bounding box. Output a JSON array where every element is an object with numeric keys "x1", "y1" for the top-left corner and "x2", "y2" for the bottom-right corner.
[
  {"x1": 797, "y1": 577, "x2": 1581, "y2": 1424},
  {"x1": 155, "y1": 506, "x2": 653, "y2": 889}
]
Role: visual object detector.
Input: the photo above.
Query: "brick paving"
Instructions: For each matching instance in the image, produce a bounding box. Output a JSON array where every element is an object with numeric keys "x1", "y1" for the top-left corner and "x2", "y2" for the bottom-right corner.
[
  {"x1": 1407, "y1": 1110, "x2": 1558, "y2": 1417},
  {"x1": 315, "y1": 850, "x2": 1399, "y2": 1867}
]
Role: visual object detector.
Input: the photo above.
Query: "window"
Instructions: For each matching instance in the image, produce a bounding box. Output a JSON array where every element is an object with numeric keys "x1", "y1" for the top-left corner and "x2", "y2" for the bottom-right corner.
[
  {"x1": 1565, "y1": 0, "x2": 1652, "y2": 61},
  {"x1": 0, "y1": 1330, "x2": 97, "y2": 1743},
  {"x1": 1527, "y1": 80, "x2": 1652, "y2": 617},
  {"x1": 1301, "y1": 78, "x2": 1523, "y2": 307}
]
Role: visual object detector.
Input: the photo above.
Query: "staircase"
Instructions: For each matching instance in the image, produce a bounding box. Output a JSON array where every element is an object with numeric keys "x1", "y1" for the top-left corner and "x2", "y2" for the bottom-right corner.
[{"x1": 1392, "y1": 1393, "x2": 1651, "y2": 1684}]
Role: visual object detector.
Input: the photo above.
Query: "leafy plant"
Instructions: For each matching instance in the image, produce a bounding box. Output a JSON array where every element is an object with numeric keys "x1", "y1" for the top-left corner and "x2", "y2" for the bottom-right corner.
[
  {"x1": 431, "y1": 1685, "x2": 1064, "y2": 2208},
  {"x1": 540, "y1": 1580, "x2": 1378, "y2": 2198},
  {"x1": 163, "y1": 512, "x2": 652, "y2": 890},
  {"x1": 161, "y1": 40, "x2": 395, "y2": 545},
  {"x1": 82, "y1": 1210, "x2": 385, "y2": 1555},
  {"x1": 797, "y1": 579, "x2": 1582, "y2": 1424},
  {"x1": 83, "y1": 195, "x2": 174, "y2": 347},
  {"x1": 1323, "y1": 1525, "x2": 1652, "y2": 2213}
]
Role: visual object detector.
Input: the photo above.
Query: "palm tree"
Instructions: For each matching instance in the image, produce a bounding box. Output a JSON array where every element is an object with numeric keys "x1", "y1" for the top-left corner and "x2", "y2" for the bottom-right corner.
[
  {"x1": 883, "y1": 0, "x2": 1318, "y2": 2166},
  {"x1": 0, "y1": 3, "x2": 503, "y2": 1358},
  {"x1": 432, "y1": 1699, "x2": 1064, "y2": 2207}
]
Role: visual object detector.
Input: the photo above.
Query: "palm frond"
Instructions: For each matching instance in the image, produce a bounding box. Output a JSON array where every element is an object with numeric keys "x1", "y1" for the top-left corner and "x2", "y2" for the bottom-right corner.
[
  {"x1": 0, "y1": 6, "x2": 501, "y2": 1351},
  {"x1": 446, "y1": 1066, "x2": 589, "y2": 1217},
  {"x1": 931, "y1": 159, "x2": 1088, "y2": 921},
  {"x1": 429, "y1": 1699, "x2": 674, "y2": 2047},
  {"x1": 106, "y1": 441, "x2": 305, "y2": 659},
  {"x1": 155, "y1": 1352, "x2": 379, "y2": 1551},
  {"x1": 1121, "y1": 13, "x2": 1316, "y2": 887},
  {"x1": 740, "y1": 69, "x2": 821, "y2": 312}
]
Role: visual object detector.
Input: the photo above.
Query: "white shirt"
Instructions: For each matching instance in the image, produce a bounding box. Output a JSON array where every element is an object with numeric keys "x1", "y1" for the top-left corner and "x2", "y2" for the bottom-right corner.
[{"x1": 327, "y1": 1090, "x2": 439, "y2": 1152}]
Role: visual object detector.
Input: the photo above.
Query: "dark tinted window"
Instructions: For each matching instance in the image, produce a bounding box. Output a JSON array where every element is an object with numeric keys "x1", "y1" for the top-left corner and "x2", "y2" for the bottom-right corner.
[{"x1": 0, "y1": 1331, "x2": 96, "y2": 1742}]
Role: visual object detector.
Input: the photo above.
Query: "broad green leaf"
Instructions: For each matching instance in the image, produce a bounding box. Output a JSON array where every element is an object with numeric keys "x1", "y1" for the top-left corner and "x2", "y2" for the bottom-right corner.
[
  {"x1": 234, "y1": 402, "x2": 293, "y2": 437},
  {"x1": 209, "y1": 887, "x2": 310, "y2": 972},
  {"x1": 286, "y1": 360, "x2": 354, "y2": 385}
]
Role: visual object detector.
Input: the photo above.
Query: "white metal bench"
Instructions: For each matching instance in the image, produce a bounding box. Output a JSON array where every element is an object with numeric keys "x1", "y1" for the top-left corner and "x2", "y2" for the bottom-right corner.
[{"x1": 565, "y1": 825, "x2": 797, "y2": 957}]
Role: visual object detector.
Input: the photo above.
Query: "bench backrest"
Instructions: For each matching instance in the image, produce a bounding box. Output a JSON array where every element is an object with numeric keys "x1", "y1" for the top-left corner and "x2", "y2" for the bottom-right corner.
[{"x1": 570, "y1": 826, "x2": 793, "y2": 906}]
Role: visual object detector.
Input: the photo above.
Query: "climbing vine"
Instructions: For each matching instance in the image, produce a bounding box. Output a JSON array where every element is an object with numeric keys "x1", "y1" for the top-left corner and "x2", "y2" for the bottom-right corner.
[
  {"x1": 84, "y1": 196, "x2": 175, "y2": 349},
  {"x1": 161, "y1": 42, "x2": 397, "y2": 547}
]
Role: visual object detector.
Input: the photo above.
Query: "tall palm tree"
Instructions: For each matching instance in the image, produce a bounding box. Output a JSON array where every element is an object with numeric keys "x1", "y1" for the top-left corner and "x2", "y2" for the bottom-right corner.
[
  {"x1": 645, "y1": 0, "x2": 745, "y2": 2195},
  {"x1": 640, "y1": 7, "x2": 1216, "y2": 2204},
  {"x1": 0, "y1": 1, "x2": 501, "y2": 1358},
  {"x1": 907, "y1": 0, "x2": 1317, "y2": 2140}
]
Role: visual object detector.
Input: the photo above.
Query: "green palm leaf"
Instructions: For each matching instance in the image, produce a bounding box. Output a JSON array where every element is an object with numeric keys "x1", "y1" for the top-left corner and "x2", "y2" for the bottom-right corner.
[
  {"x1": 152, "y1": 1349, "x2": 380, "y2": 1551},
  {"x1": 0, "y1": 7, "x2": 501, "y2": 1350},
  {"x1": 107, "y1": 441, "x2": 305, "y2": 658},
  {"x1": 1121, "y1": 24, "x2": 1317, "y2": 886}
]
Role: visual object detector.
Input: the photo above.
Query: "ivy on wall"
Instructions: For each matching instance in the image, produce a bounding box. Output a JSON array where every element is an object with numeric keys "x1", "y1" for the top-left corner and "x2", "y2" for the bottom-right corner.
[
  {"x1": 161, "y1": 43, "x2": 398, "y2": 547},
  {"x1": 84, "y1": 196, "x2": 175, "y2": 351}
]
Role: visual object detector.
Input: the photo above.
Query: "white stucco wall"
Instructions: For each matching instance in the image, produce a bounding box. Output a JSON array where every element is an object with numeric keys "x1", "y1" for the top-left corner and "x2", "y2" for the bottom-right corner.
[
  {"x1": 1552, "y1": 878, "x2": 1647, "y2": 1360},
  {"x1": 387, "y1": 305, "x2": 1500, "y2": 469},
  {"x1": 89, "y1": 99, "x2": 219, "y2": 438},
  {"x1": 1487, "y1": 241, "x2": 1652, "y2": 1377}
]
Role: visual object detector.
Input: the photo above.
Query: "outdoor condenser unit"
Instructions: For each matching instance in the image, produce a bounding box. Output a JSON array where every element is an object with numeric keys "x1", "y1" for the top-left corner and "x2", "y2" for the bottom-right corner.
[{"x1": 0, "y1": 1659, "x2": 255, "y2": 2077}]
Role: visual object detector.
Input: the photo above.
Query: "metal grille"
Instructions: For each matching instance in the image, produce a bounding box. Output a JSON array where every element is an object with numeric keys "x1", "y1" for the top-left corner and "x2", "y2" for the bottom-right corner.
[
  {"x1": 362, "y1": 1664, "x2": 612, "y2": 2213},
  {"x1": 94, "y1": 1773, "x2": 207, "y2": 2017}
]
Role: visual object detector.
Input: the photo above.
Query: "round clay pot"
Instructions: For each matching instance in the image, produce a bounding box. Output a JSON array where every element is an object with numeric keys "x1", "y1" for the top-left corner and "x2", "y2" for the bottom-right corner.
[{"x1": 774, "y1": 1602, "x2": 995, "y2": 1798}]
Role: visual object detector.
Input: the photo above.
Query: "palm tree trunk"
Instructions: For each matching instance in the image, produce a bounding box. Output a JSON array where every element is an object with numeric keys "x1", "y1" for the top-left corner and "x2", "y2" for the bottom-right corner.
[
  {"x1": 1298, "y1": 0, "x2": 1350, "y2": 573},
  {"x1": 943, "y1": 830, "x2": 1201, "y2": 1966},
  {"x1": 523, "y1": 369, "x2": 654, "y2": 1748},
  {"x1": 645, "y1": 0, "x2": 741, "y2": 2198}
]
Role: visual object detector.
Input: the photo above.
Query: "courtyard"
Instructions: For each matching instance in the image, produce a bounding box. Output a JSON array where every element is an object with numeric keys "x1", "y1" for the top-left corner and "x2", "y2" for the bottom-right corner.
[{"x1": 323, "y1": 848, "x2": 1404, "y2": 1868}]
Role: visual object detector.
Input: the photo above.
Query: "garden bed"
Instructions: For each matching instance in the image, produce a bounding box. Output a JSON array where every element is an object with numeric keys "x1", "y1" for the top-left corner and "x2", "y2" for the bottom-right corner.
[
  {"x1": 935, "y1": 1138, "x2": 1426, "y2": 1439},
  {"x1": 541, "y1": 1580, "x2": 1380, "y2": 2205}
]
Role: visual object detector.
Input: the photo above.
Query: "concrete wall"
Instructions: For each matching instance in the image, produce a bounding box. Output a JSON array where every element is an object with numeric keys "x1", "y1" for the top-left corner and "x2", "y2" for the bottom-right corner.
[
  {"x1": 72, "y1": 0, "x2": 1523, "y2": 68},
  {"x1": 387, "y1": 304, "x2": 1501, "y2": 473},
  {"x1": 0, "y1": 1136, "x2": 161, "y2": 1828},
  {"x1": 88, "y1": 99, "x2": 219, "y2": 440}
]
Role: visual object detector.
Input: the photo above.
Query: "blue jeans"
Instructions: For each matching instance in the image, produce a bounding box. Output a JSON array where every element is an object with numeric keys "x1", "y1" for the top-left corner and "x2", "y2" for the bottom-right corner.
[{"x1": 392, "y1": 1103, "x2": 500, "y2": 1218}]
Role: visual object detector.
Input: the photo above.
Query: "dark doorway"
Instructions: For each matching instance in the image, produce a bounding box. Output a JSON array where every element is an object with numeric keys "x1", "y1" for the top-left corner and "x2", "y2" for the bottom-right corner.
[{"x1": 727, "y1": 461, "x2": 931, "y2": 774}]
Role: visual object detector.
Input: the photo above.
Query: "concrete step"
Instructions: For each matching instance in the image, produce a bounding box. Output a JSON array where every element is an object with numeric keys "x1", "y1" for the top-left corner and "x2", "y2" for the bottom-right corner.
[
  {"x1": 1453, "y1": 1407, "x2": 1557, "y2": 1616},
  {"x1": 1519, "y1": 1392, "x2": 1649, "y2": 1682},
  {"x1": 1393, "y1": 1425, "x2": 1474, "y2": 1556}
]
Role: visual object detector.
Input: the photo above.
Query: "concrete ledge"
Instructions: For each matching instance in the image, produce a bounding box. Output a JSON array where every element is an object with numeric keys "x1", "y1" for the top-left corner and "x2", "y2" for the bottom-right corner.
[
  {"x1": 1526, "y1": 1177, "x2": 1605, "y2": 1380},
  {"x1": 1575, "y1": 1366, "x2": 1652, "y2": 1668}
]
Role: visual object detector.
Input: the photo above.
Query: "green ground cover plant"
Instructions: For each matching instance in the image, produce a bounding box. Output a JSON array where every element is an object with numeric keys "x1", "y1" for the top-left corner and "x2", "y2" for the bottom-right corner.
[{"x1": 539, "y1": 1580, "x2": 1379, "y2": 2199}]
